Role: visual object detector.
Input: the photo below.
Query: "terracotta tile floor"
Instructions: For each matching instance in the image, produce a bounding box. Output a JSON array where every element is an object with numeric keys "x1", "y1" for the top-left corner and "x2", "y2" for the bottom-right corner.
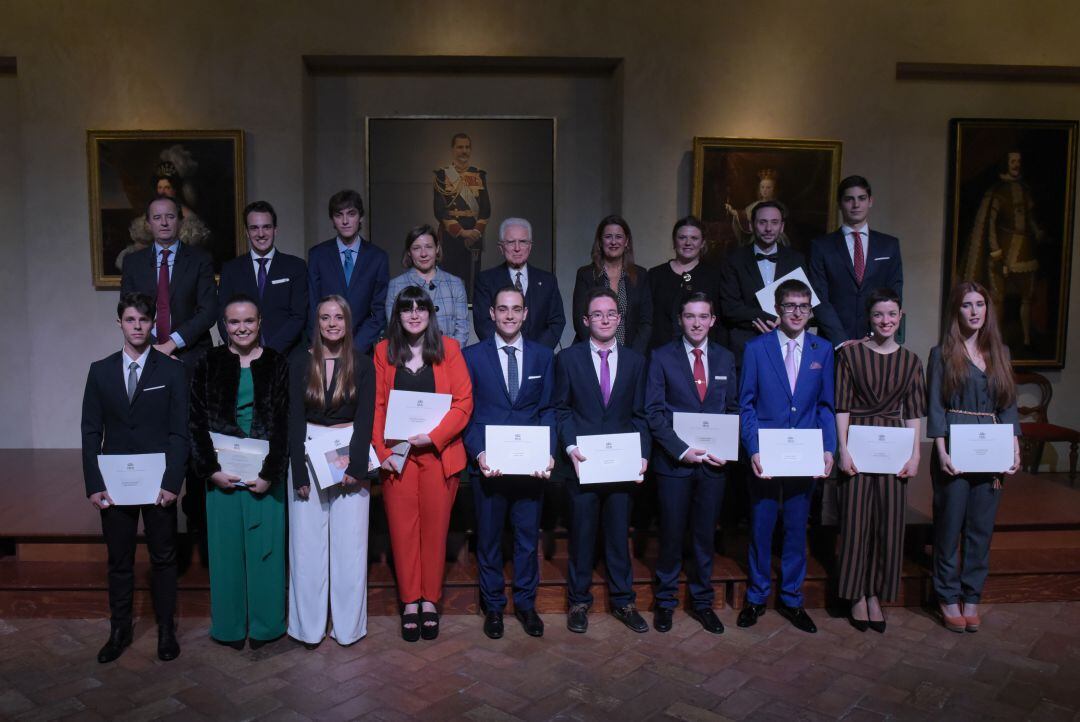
[{"x1": 2, "y1": 603, "x2": 1079, "y2": 720}]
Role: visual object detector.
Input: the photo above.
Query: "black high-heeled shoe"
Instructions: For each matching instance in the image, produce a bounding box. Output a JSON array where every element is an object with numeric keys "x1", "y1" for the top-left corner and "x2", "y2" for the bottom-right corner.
[
  {"x1": 401, "y1": 603, "x2": 421, "y2": 642},
  {"x1": 420, "y1": 604, "x2": 440, "y2": 640}
]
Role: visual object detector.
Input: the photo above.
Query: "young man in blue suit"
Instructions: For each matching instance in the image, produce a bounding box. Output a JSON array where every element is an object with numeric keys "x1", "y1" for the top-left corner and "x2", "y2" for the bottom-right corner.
[
  {"x1": 646, "y1": 291, "x2": 738, "y2": 634},
  {"x1": 555, "y1": 287, "x2": 651, "y2": 634},
  {"x1": 737, "y1": 279, "x2": 835, "y2": 634},
  {"x1": 307, "y1": 190, "x2": 389, "y2": 354},
  {"x1": 217, "y1": 201, "x2": 308, "y2": 357},
  {"x1": 472, "y1": 218, "x2": 566, "y2": 348},
  {"x1": 463, "y1": 286, "x2": 556, "y2": 639}
]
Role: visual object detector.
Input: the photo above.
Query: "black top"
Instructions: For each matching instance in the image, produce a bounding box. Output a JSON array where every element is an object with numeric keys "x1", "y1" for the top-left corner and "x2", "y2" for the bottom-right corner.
[
  {"x1": 647, "y1": 260, "x2": 725, "y2": 350},
  {"x1": 303, "y1": 359, "x2": 360, "y2": 426},
  {"x1": 394, "y1": 364, "x2": 436, "y2": 393}
]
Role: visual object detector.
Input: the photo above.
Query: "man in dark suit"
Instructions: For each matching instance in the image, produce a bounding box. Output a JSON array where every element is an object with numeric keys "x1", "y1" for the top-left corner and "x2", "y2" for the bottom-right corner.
[
  {"x1": 736, "y1": 279, "x2": 836, "y2": 634},
  {"x1": 808, "y1": 175, "x2": 903, "y2": 345},
  {"x1": 307, "y1": 189, "x2": 389, "y2": 354},
  {"x1": 717, "y1": 201, "x2": 807, "y2": 367},
  {"x1": 555, "y1": 287, "x2": 651, "y2": 634},
  {"x1": 81, "y1": 293, "x2": 189, "y2": 663},
  {"x1": 473, "y1": 217, "x2": 566, "y2": 348},
  {"x1": 646, "y1": 291, "x2": 738, "y2": 634},
  {"x1": 463, "y1": 286, "x2": 556, "y2": 639},
  {"x1": 217, "y1": 201, "x2": 308, "y2": 357}
]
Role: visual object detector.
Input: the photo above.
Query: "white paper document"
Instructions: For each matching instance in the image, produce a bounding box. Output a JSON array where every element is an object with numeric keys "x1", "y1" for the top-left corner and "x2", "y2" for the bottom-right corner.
[
  {"x1": 97, "y1": 453, "x2": 166, "y2": 505},
  {"x1": 210, "y1": 433, "x2": 269, "y2": 485},
  {"x1": 755, "y1": 267, "x2": 822, "y2": 314},
  {"x1": 576, "y1": 433, "x2": 643, "y2": 484},
  {"x1": 758, "y1": 428, "x2": 825, "y2": 477},
  {"x1": 384, "y1": 390, "x2": 453, "y2": 440},
  {"x1": 672, "y1": 413, "x2": 740, "y2": 461},
  {"x1": 847, "y1": 425, "x2": 915, "y2": 475},
  {"x1": 304, "y1": 424, "x2": 354, "y2": 490},
  {"x1": 949, "y1": 423, "x2": 1015, "y2": 473},
  {"x1": 485, "y1": 425, "x2": 551, "y2": 475}
]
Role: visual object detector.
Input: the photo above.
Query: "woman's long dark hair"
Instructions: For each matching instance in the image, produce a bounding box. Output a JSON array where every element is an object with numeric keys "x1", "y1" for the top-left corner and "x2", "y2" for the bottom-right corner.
[
  {"x1": 385, "y1": 285, "x2": 445, "y2": 367},
  {"x1": 939, "y1": 280, "x2": 1016, "y2": 407},
  {"x1": 590, "y1": 214, "x2": 638, "y2": 284},
  {"x1": 305, "y1": 295, "x2": 356, "y2": 409}
]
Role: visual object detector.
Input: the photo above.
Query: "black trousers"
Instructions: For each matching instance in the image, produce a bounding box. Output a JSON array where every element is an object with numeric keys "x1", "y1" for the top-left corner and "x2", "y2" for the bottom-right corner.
[{"x1": 101, "y1": 503, "x2": 178, "y2": 627}]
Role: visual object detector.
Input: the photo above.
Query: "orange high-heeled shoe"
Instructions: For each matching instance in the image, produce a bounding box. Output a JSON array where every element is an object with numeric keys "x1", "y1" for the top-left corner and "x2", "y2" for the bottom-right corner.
[{"x1": 938, "y1": 602, "x2": 966, "y2": 633}]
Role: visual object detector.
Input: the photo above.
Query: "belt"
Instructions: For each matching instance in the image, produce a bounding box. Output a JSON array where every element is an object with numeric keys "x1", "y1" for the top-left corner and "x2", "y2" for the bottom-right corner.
[
  {"x1": 850, "y1": 408, "x2": 903, "y2": 420},
  {"x1": 946, "y1": 409, "x2": 999, "y2": 423},
  {"x1": 447, "y1": 209, "x2": 477, "y2": 219}
]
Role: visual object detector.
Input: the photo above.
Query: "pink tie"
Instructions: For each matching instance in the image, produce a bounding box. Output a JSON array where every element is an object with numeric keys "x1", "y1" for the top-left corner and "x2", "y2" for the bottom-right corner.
[
  {"x1": 785, "y1": 339, "x2": 798, "y2": 394},
  {"x1": 598, "y1": 349, "x2": 611, "y2": 407}
]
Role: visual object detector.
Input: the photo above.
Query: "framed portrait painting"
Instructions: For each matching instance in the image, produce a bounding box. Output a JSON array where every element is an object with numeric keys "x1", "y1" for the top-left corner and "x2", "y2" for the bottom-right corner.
[
  {"x1": 366, "y1": 116, "x2": 556, "y2": 300},
  {"x1": 944, "y1": 119, "x2": 1078, "y2": 368},
  {"x1": 692, "y1": 137, "x2": 842, "y2": 260},
  {"x1": 87, "y1": 130, "x2": 246, "y2": 288}
]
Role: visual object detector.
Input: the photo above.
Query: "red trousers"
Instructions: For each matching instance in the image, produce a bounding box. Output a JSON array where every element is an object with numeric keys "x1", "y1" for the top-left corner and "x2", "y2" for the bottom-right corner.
[{"x1": 382, "y1": 451, "x2": 459, "y2": 602}]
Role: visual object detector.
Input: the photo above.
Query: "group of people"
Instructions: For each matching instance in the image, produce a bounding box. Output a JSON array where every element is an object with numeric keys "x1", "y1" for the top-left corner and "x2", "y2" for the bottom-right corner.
[{"x1": 81, "y1": 175, "x2": 1021, "y2": 665}]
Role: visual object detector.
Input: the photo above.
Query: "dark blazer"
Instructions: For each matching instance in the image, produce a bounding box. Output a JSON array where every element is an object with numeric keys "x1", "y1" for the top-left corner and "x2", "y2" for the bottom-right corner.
[
  {"x1": 808, "y1": 229, "x2": 903, "y2": 344},
  {"x1": 571, "y1": 264, "x2": 652, "y2": 355},
  {"x1": 120, "y1": 243, "x2": 217, "y2": 361},
  {"x1": 217, "y1": 250, "x2": 308, "y2": 357},
  {"x1": 188, "y1": 346, "x2": 290, "y2": 487},
  {"x1": 646, "y1": 339, "x2": 739, "y2": 478},
  {"x1": 717, "y1": 244, "x2": 806, "y2": 365},
  {"x1": 462, "y1": 337, "x2": 557, "y2": 463},
  {"x1": 738, "y1": 330, "x2": 836, "y2": 457},
  {"x1": 553, "y1": 341, "x2": 650, "y2": 460},
  {"x1": 307, "y1": 238, "x2": 389, "y2": 355},
  {"x1": 81, "y1": 349, "x2": 189, "y2": 497},
  {"x1": 473, "y1": 263, "x2": 566, "y2": 349}
]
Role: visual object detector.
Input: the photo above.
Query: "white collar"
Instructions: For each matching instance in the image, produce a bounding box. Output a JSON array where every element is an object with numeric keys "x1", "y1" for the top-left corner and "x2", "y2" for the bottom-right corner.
[
  {"x1": 683, "y1": 337, "x2": 707, "y2": 355},
  {"x1": 495, "y1": 334, "x2": 524, "y2": 352},
  {"x1": 251, "y1": 247, "x2": 276, "y2": 262},
  {"x1": 841, "y1": 223, "x2": 869, "y2": 237},
  {"x1": 122, "y1": 346, "x2": 151, "y2": 368},
  {"x1": 778, "y1": 329, "x2": 806, "y2": 348}
]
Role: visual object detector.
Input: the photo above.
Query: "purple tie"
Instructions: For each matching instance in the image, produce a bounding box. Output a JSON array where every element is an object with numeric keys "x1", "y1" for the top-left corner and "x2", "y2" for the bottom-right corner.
[
  {"x1": 785, "y1": 338, "x2": 798, "y2": 394},
  {"x1": 256, "y1": 257, "x2": 268, "y2": 297},
  {"x1": 598, "y1": 349, "x2": 612, "y2": 407}
]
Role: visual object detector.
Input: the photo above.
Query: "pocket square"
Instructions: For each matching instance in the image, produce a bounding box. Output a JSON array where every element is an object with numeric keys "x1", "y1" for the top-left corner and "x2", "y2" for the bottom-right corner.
[
  {"x1": 714, "y1": 375, "x2": 727, "y2": 380},
  {"x1": 271, "y1": 277, "x2": 290, "y2": 285},
  {"x1": 873, "y1": 256, "x2": 890, "y2": 261},
  {"x1": 527, "y1": 375, "x2": 542, "y2": 380},
  {"x1": 143, "y1": 385, "x2": 165, "y2": 391},
  {"x1": 809, "y1": 362, "x2": 823, "y2": 370}
]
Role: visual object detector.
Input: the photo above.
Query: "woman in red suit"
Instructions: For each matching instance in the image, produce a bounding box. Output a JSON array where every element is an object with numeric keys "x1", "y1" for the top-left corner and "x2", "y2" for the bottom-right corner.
[{"x1": 373, "y1": 284, "x2": 473, "y2": 641}]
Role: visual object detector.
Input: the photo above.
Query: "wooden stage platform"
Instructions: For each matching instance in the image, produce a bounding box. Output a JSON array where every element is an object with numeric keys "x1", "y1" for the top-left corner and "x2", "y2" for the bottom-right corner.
[{"x1": 2, "y1": 448, "x2": 1079, "y2": 617}]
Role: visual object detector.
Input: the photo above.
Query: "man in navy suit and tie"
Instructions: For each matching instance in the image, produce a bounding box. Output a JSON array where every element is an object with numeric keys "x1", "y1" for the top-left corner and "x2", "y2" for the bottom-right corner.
[
  {"x1": 555, "y1": 287, "x2": 651, "y2": 634},
  {"x1": 217, "y1": 201, "x2": 308, "y2": 357},
  {"x1": 737, "y1": 278, "x2": 835, "y2": 634},
  {"x1": 646, "y1": 291, "x2": 738, "y2": 634},
  {"x1": 463, "y1": 286, "x2": 556, "y2": 639},
  {"x1": 307, "y1": 190, "x2": 389, "y2": 354},
  {"x1": 81, "y1": 293, "x2": 189, "y2": 663},
  {"x1": 808, "y1": 175, "x2": 903, "y2": 345},
  {"x1": 473, "y1": 217, "x2": 566, "y2": 348}
]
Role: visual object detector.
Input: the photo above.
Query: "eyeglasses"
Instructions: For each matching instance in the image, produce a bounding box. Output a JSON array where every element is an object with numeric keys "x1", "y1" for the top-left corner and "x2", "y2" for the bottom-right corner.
[
  {"x1": 588, "y1": 311, "x2": 620, "y2": 321},
  {"x1": 500, "y1": 240, "x2": 533, "y2": 248},
  {"x1": 778, "y1": 303, "x2": 812, "y2": 315}
]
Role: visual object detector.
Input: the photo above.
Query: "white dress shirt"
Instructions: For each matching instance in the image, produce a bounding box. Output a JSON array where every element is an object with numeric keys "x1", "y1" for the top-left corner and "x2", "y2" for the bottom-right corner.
[
  {"x1": 778, "y1": 329, "x2": 806, "y2": 370},
  {"x1": 754, "y1": 242, "x2": 779, "y2": 286},
  {"x1": 683, "y1": 337, "x2": 709, "y2": 379},
  {"x1": 841, "y1": 223, "x2": 870, "y2": 266},
  {"x1": 494, "y1": 333, "x2": 524, "y2": 395},
  {"x1": 336, "y1": 236, "x2": 362, "y2": 272},
  {"x1": 251, "y1": 246, "x2": 276, "y2": 276},
  {"x1": 508, "y1": 264, "x2": 529, "y2": 296},
  {"x1": 567, "y1": 339, "x2": 619, "y2": 456},
  {"x1": 121, "y1": 346, "x2": 151, "y2": 386}
]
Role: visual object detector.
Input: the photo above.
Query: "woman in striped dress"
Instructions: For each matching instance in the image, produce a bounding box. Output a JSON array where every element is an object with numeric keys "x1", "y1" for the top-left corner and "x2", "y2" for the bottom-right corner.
[{"x1": 835, "y1": 288, "x2": 926, "y2": 633}]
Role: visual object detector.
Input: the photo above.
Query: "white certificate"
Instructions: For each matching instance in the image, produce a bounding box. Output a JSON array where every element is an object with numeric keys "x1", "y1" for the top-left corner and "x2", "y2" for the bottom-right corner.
[
  {"x1": 758, "y1": 429, "x2": 825, "y2": 477},
  {"x1": 97, "y1": 453, "x2": 166, "y2": 505},
  {"x1": 304, "y1": 424, "x2": 354, "y2": 490},
  {"x1": 576, "y1": 433, "x2": 643, "y2": 484},
  {"x1": 210, "y1": 433, "x2": 269, "y2": 484},
  {"x1": 755, "y1": 267, "x2": 822, "y2": 314},
  {"x1": 485, "y1": 425, "x2": 551, "y2": 475},
  {"x1": 847, "y1": 425, "x2": 915, "y2": 475},
  {"x1": 384, "y1": 390, "x2": 453, "y2": 441},
  {"x1": 950, "y1": 423, "x2": 1015, "y2": 473},
  {"x1": 672, "y1": 413, "x2": 740, "y2": 461}
]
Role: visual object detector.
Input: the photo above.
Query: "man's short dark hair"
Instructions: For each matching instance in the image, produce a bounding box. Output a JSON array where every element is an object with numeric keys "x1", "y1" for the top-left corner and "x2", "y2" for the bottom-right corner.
[
  {"x1": 145, "y1": 194, "x2": 182, "y2": 220},
  {"x1": 838, "y1": 175, "x2": 872, "y2": 198},
  {"x1": 328, "y1": 189, "x2": 364, "y2": 219},
  {"x1": 491, "y1": 285, "x2": 526, "y2": 308},
  {"x1": 775, "y1": 278, "x2": 812, "y2": 305},
  {"x1": 451, "y1": 132, "x2": 471, "y2": 147},
  {"x1": 751, "y1": 200, "x2": 787, "y2": 223},
  {"x1": 585, "y1": 287, "x2": 619, "y2": 312},
  {"x1": 678, "y1": 290, "x2": 715, "y2": 316},
  {"x1": 117, "y1": 292, "x2": 155, "y2": 321},
  {"x1": 244, "y1": 200, "x2": 277, "y2": 227}
]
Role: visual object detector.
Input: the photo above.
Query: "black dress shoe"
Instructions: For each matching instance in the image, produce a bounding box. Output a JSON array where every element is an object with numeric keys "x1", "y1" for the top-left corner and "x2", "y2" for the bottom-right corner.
[
  {"x1": 213, "y1": 636, "x2": 245, "y2": 650},
  {"x1": 848, "y1": 614, "x2": 869, "y2": 632},
  {"x1": 612, "y1": 605, "x2": 648, "y2": 633},
  {"x1": 567, "y1": 603, "x2": 589, "y2": 633},
  {"x1": 777, "y1": 604, "x2": 817, "y2": 634},
  {"x1": 97, "y1": 624, "x2": 133, "y2": 664},
  {"x1": 690, "y1": 607, "x2": 725, "y2": 634},
  {"x1": 514, "y1": 608, "x2": 544, "y2": 637},
  {"x1": 249, "y1": 633, "x2": 284, "y2": 651},
  {"x1": 868, "y1": 616, "x2": 887, "y2": 634},
  {"x1": 158, "y1": 623, "x2": 181, "y2": 661},
  {"x1": 736, "y1": 603, "x2": 766, "y2": 628},
  {"x1": 483, "y1": 611, "x2": 504, "y2": 639},
  {"x1": 653, "y1": 608, "x2": 673, "y2": 633}
]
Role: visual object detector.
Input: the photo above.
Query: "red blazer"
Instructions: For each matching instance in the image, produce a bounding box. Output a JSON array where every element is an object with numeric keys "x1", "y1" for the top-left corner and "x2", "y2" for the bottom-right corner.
[{"x1": 372, "y1": 336, "x2": 473, "y2": 478}]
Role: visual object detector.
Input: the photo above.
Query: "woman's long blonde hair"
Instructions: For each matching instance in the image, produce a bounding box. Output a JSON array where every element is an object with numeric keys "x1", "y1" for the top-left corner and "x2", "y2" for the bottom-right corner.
[
  {"x1": 305, "y1": 295, "x2": 357, "y2": 409},
  {"x1": 939, "y1": 280, "x2": 1015, "y2": 407}
]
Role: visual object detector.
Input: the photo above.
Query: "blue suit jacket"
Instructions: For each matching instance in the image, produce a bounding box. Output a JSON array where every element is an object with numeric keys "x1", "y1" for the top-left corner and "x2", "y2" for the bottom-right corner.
[
  {"x1": 646, "y1": 338, "x2": 739, "y2": 478},
  {"x1": 462, "y1": 337, "x2": 557, "y2": 466},
  {"x1": 553, "y1": 341, "x2": 650, "y2": 460},
  {"x1": 307, "y1": 237, "x2": 389, "y2": 354},
  {"x1": 217, "y1": 250, "x2": 308, "y2": 357},
  {"x1": 739, "y1": 330, "x2": 836, "y2": 456},
  {"x1": 472, "y1": 263, "x2": 566, "y2": 349}
]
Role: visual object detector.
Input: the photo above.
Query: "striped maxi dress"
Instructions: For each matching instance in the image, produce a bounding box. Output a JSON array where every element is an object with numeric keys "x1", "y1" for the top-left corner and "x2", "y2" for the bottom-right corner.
[{"x1": 835, "y1": 343, "x2": 927, "y2": 601}]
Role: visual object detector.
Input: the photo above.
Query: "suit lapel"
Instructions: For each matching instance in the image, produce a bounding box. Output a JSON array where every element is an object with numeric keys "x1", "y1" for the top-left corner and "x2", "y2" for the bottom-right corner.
[
  {"x1": 487, "y1": 339, "x2": 512, "y2": 406},
  {"x1": 129, "y1": 350, "x2": 158, "y2": 406},
  {"x1": 764, "y1": 331, "x2": 792, "y2": 399},
  {"x1": 109, "y1": 353, "x2": 132, "y2": 411},
  {"x1": 168, "y1": 245, "x2": 187, "y2": 303},
  {"x1": 775, "y1": 247, "x2": 800, "y2": 279},
  {"x1": 741, "y1": 246, "x2": 767, "y2": 292},
  {"x1": 793, "y1": 335, "x2": 821, "y2": 399},
  {"x1": 702, "y1": 341, "x2": 726, "y2": 406},
  {"x1": 835, "y1": 229, "x2": 857, "y2": 284},
  {"x1": 864, "y1": 231, "x2": 882, "y2": 283}
]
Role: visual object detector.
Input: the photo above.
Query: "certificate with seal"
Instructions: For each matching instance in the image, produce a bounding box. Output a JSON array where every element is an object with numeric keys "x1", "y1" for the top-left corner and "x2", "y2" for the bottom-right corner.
[
  {"x1": 97, "y1": 453, "x2": 166, "y2": 505},
  {"x1": 576, "y1": 433, "x2": 644, "y2": 484},
  {"x1": 210, "y1": 433, "x2": 269, "y2": 486},
  {"x1": 384, "y1": 390, "x2": 452, "y2": 440},
  {"x1": 758, "y1": 429, "x2": 825, "y2": 477},
  {"x1": 755, "y1": 267, "x2": 821, "y2": 314},
  {"x1": 847, "y1": 425, "x2": 914, "y2": 475},
  {"x1": 950, "y1": 423, "x2": 1014, "y2": 473},
  {"x1": 304, "y1": 425, "x2": 353, "y2": 490},
  {"x1": 672, "y1": 412, "x2": 739, "y2": 461},
  {"x1": 485, "y1": 425, "x2": 551, "y2": 476}
]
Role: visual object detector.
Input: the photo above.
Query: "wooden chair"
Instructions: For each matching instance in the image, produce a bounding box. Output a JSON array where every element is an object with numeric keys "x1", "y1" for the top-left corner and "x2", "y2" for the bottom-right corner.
[{"x1": 1015, "y1": 370, "x2": 1079, "y2": 484}]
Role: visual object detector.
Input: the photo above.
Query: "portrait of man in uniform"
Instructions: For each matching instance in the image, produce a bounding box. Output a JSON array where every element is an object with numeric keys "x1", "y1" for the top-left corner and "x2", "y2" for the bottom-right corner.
[{"x1": 434, "y1": 133, "x2": 491, "y2": 292}]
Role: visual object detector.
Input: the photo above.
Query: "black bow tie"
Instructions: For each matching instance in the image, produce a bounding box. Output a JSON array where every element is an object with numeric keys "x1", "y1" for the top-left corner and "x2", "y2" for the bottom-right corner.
[{"x1": 755, "y1": 253, "x2": 778, "y2": 263}]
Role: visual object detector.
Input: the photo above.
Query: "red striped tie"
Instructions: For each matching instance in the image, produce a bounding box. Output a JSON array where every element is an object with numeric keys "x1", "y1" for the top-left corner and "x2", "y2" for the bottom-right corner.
[
  {"x1": 852, "y1": 230, "x2": 865, "y2": 286},
  {"x1": 156, "y1": 248, "x2": 171, "y2": 341}
]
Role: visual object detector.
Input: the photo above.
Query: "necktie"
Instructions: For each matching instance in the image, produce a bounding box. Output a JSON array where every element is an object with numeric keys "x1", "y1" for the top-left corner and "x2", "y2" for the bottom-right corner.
[
  {"x1": 692, "y1": 348, "x2": 707, "y2": 402},
  {"x1": 852, "y1": 230, "x2": 865, "y2": 286},
  {"x1": 503, "y1": 346, "x2": 519, "y2": 404},
  {"x1": 342, "y1": 248, "x2": 354, "y2": 284},
  {"x1": 514, "y1": 271, "x2": 523, "y2": 292},
  {"x1": 785, "y1": 338, "x2": 798, "y2": 394},
  {"x1": 598, "y1": 349, "x2": 611, "y2": 407},
  {"x1": 127, "y1": 361, "x2": 139, "y2": 402},
  {"x1": 156, "y1": 248, "x2": 171, "y2": 342},
  {"x1": 755, "y1": 252, "x2": 778, "y2": 263},
  {"x1": 256, "y1": 257, "x2": 268, "y2": 297}
]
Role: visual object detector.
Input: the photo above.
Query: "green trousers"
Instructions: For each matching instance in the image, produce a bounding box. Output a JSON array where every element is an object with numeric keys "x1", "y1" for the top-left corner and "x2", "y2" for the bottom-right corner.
[{"x1": 206, "y1": 481, "x2": 286, "y2": 642}]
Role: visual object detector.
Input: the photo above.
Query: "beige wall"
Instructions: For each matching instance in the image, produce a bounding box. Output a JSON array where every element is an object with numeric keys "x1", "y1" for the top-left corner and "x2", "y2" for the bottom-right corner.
[{"x1": 1, "y1": 1, "x2": 1078, "y2": 466}]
